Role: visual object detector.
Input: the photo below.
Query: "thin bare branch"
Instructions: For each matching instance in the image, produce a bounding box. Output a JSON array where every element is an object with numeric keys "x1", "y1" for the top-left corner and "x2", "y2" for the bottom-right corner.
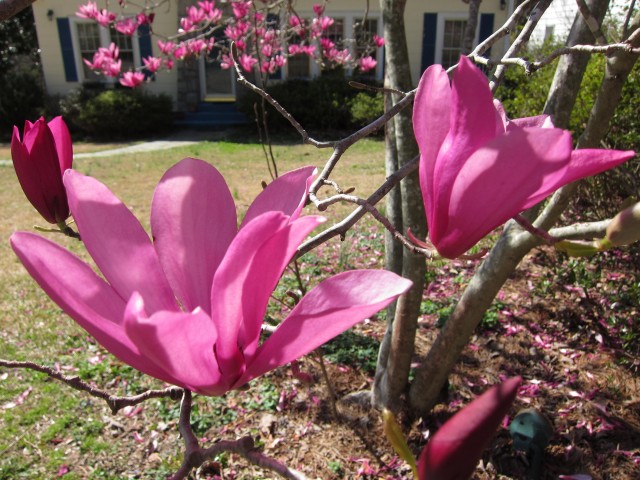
[{"x1": 0, "y1": 359, "x2": 182, "y2": 414}]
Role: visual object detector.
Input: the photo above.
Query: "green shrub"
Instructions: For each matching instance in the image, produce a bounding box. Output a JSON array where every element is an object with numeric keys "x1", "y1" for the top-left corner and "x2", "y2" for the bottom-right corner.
[
  {"x1": 60, "y1": 87, "x2": 174, "y2": 140},
  {"x1": 349, "y1": 91, "x2": 384, "y2": 127},
  {"x1": 0, "y1": 62, "x2": 44, "y2": 139},
  {"x1": 237, "y1": 74, "x2": 382, "y2": 135}
]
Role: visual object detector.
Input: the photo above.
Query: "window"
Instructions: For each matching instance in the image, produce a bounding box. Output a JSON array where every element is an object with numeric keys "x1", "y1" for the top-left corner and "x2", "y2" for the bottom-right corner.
[
  {"x1": 76, "y1": 22, "x2": 101, "y2": 81},
  {"x1": 354, "y1": 17, "x2": 380, "y2": 77},
  {"x1": 73, "y1": 19, "x2": 140, "y2": 82},
  {"x1": 441, "y1": 19, "x2": 466, "y2": 69}
]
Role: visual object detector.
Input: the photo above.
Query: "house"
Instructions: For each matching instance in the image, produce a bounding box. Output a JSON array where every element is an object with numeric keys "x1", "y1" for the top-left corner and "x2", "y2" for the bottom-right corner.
[
  {"x1": 530, "y1": 0, "x2": 631, "y2": 44},
  {"x1": 32, "y1": 0, "x2": 514, "y2": 124}
]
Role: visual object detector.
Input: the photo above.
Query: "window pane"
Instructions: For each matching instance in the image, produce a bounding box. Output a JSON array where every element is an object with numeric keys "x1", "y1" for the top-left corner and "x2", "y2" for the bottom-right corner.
[
  {"x1": 76, "y1": 22, "x2": 101, "y2": 81},
  {"x1": 442, "y1": 19, "x2": 467, "y2": 69},
  {"x1": 111, "y1": 27, "x2": 135, "y2": 73}
]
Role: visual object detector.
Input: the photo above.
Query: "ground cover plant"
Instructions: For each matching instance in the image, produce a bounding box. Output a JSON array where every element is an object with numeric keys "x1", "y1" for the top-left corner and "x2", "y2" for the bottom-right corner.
[{"x1": 2, "y1": 0, "x2": 640, "y2": 479}]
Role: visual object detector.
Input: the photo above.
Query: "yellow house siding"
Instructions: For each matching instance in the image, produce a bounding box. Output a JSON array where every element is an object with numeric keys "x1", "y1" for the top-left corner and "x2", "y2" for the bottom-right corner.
[
  {"x1": 33, "y1": 1, "x2": 510, "y2": 109},
  {"x1": 32, "y1": 0, "x2": 180, "y2": 104}
]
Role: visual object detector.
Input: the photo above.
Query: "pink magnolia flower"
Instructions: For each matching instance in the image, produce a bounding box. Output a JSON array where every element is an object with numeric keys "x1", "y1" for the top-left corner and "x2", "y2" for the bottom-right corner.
[
  {"x1": 413, "y1": 56, "x2": 636, "y2": 259},
  {"x1": 119, "y1": 71, "x2": 145, "y2": 88},
  {"x1": 358, "y1": 55, "x2": 377, "y2": 72},
  {"x1": 232, "y1": 1, "x2": 252, "y2": 19},
  {"x1": 313, "y1": 3, "x2": 325, "y2": 16},
  {"x1": 11, "y1": 117, "x2": 73, "y2": 225},
  {"x1": 142, "y1": 56, "x2": 162, "y2": 73},
  {"x1": 418, "y1": 377, "x2": 522, "y2": 479},
  {"x1": 157, "y1": 40, "x2": 175, "y2": 55},
  {"x1": 11, "y1": 160, "x2": 412, "y2": 396},
  {"x1": 114, "y1": 18, "x2": 138, "y2": 36},
  {"x1": 77, "y1": 1, "x2": 99, "y2": 19},
  {"x1": 372, "y1": 34, "x2": 385, "y2": 48},
  {"x1": 95, "y1": 9, "x2": 116, "y2": 27},
  {"x1": 239, "y1": 53, "x2": 258, "y2": 72}
]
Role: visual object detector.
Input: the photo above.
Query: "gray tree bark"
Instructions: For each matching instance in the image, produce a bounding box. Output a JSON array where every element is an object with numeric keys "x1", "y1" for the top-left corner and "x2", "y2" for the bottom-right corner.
[
  {"x1": 372, "y1": 0, "x2": 427, "y2": 411},
  {"x1": 462, "y1": 0, "x2": 482, "y2": 56},
  {"x1": 408, "y1": 0, "x2": 631, "y2": 416}
]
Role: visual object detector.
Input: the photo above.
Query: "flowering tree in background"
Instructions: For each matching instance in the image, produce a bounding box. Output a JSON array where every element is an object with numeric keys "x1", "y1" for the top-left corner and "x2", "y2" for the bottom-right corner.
[
  {"x1": 76, "y1": 0, "x2": 383, "y2": 88},
  {"x1": 1, "y1": 0, "x2": 640, "y2": 478}
]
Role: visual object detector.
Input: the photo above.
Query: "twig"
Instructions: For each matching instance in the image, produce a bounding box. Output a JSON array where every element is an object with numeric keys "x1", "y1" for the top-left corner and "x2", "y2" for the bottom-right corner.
[
  {"x1": 489, "y1": 0, "x2": 554, "y2": 92},
  {"x1": 514, "y1": 214, "x2": 560, "y2": 244},
  {"x1": 499, "y1": 43, "x2": 640, "y2": 74},
  {"x1": 0, "y1": 359, "x2": 182, "y2": 414},
  {"x1": 169, "y1": 390, "x2": 309, "y2": 480},
  {"x1": 298, "y1": 156, "x2": 425, "y2": 257}
]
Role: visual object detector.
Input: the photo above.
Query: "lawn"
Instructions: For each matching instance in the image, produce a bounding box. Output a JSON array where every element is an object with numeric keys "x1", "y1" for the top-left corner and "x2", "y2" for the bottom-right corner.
[{"x1": 0, "y1": 135, "x2": 639, "y2": 479}]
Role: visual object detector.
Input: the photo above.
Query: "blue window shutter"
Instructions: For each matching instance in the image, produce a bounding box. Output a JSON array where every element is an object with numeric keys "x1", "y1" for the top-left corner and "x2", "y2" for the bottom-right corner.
[
  {"x1": 137, "y1": 24, "x2": 154, "y2": 79},
  {"x1": 57, "y1": 18, "x2": 78, "y2": 82},
  {"x1": 479, "y1": 13, "x2": 495, "y2": 57},
  {"x1": 421, "y1": 13, "x2": 437, "y2": 73}
]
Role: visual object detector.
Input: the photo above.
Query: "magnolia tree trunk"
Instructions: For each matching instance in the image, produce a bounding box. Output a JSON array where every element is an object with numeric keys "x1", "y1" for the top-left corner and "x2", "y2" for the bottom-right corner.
[
  {"x1": 372, "y1": 0, "x2": 427, "y2": 411},
  {"x1": 462, "y1": 0, "x2": 482, "y2": 55},
  {"x1": 408, "y1": 0, "x2": 638, "y2": 416}
]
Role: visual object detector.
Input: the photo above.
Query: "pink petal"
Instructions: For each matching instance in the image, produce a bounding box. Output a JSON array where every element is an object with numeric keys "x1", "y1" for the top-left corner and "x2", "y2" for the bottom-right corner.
[
  {"x1": 435, "y1": 127, "x2": 572, "y2": 258},
  {"x1": 413, "y1": 64, "x2": 451, "y2": 231},
  {"x1": 418, "y1": 377, "x2": 522, "y2": 480},
  {"x1": 151, "y1": 158, "x2": 237, "y2": 313},
  {"x1": 210, "y1": 212, "x2": 325, "y2": 381},
  {"x1": 236, "y1": 270, "x2": 412, "y2": 387},
  {"x1": 508, "y1": 114, "x2": 554, "y2": 130},
  {"x1": 559, "y1": 148, "x2": 635, "y2": 186},
  {"x1": 12, "y1": 120, "x2": 68, "y2": 224},
  {"x1": 124, "y1": 293, "x2": 226, "y2": 395},
  {"x1": 10, "y1": 232, "x2": 171, "y2": 380},
  {"x1": 64, "y1": 170, "x2": 177, "y2": 313},
  {"x1": 240, "y1": 166, "x2": 316, "y2": 228},
  {"x1": 430, "y1": 56, "x2": 498, "y2": 243},
  {"x1": 48, "y1": 116, "x2": 73, "y2": 172}
]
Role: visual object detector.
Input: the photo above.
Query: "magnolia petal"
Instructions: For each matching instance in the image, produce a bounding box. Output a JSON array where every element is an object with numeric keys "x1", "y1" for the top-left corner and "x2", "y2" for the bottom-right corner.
[
  {"x1": 559, "y1": 148, "x2": 635, "y2": 187},
  {"x1": 418, "y1": 377, "x2": 522, "y2": 480},
  {"x1": 48, "y1": 116, "x2": 73, "y2": 172},
  {"x1": 124, "y1": 293, "x2": 226, "y2": 395},
  {"x1": 414, "y1": 63, "x2": 451, "y2": 231},
  {"x1": 12, "y1": 120, "x2": 68, "y2": 224},
  {"x1": 508, "y1": 114, "x2": 554, "y2": 130},
  {"x1": 443, "y1": 55, "x2": 498, "y2": 169},
  {"x1": 64, "y1": 170, "x2": 177, "y2": 313},
  {"x1": 210, "y1": 211, "x2": 288, "y2": 380},
  {"x1": 436, "y1": 127, "x2": 572, "y2": 258},
  {"x1": 240, "y1": 165, "x2": 316, "y2": 228},
  {"x1": 151, "y1": 158, "x2": 237, "y2": 313},
  {"x1": 8, "y1": 232, "x2": 175, "y2": 379},
  {"x1": 236, "y1": 270, "x2": 412, "y2": 387},
  {"x1": 210, "y1": 212, "x2": 325, "y2": 379}
]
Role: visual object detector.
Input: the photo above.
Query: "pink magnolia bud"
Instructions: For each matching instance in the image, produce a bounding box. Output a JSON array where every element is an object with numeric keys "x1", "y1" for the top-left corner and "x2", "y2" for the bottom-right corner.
[
  {"x1": 418, "y1": 377, "x2": 521, "y2": 480},
  {"x1": 604, "y1": 201, "x2": 640, "y2": 247},
  {"x1": 11, "y1": 117, "x2": 73, "y2": 225}
]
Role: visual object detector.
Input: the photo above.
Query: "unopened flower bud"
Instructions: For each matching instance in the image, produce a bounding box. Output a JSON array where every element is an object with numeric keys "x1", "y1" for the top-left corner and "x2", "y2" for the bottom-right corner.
[
  {"x1": 11, "y1": 117, "x2": 73, "y2": 225},
  {"x1": 604, "y1": 202, "x2": 640, "y2": 247}
]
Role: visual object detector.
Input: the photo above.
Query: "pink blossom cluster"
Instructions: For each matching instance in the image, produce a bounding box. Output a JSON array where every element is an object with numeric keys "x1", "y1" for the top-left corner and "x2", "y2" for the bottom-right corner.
[
  {"x1": 77, "y1": 0, "x2": 384, "y2": 83},
  {"x1": 83, "y1": 42, "x2": 122, "y2": 77}
]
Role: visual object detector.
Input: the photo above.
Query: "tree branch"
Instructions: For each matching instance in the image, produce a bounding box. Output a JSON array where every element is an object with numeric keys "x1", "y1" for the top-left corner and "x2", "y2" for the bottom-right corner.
[{"x1": 0, "y1": 359, "x2": 182, "y2": 414}]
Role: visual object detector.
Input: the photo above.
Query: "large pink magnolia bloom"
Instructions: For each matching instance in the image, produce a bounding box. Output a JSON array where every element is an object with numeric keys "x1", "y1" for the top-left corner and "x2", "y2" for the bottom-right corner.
[
  {"x1": 11, "y1": 117, "x2": 73, "y2": 225},
  {"x1": 11, "y1": 159, "x2": 411, "y2": 396},
  {"x1": 413, "y1": 56, "x2": 636, "y2": 259}
]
